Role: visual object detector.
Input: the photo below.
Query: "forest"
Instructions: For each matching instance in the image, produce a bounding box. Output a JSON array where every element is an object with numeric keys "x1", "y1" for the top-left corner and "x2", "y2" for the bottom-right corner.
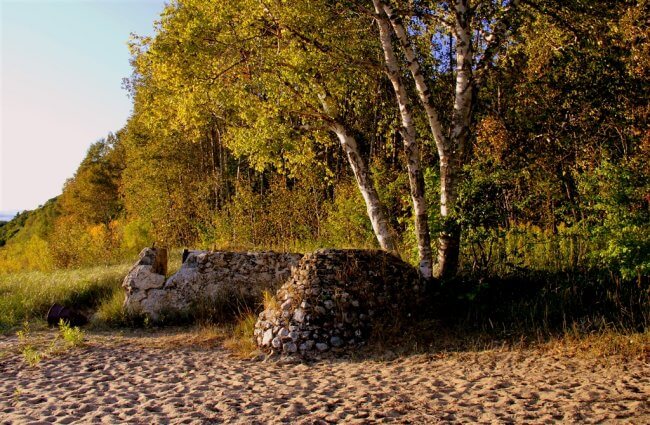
[{"x1": 0, "y1": 0, "x2": 648, "y2": 331}]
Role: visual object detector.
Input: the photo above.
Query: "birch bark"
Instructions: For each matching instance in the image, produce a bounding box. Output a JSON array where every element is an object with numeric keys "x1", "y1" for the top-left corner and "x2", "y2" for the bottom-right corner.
[
  {"x1": 435, "y1": 0, "x2": 474, "y2": 278},
  {"x1": 379, "y1": 0, "x2": 475, "y2": 278},
  {"x1": 331, "y1": 122, "x2": 398, "y2": 253},
  {"x1": 381, "y1": 2, "x2": 447, "y2": 154},
  {"x1": 372, "y1": 0, "x2": 432, "y2": 277}
]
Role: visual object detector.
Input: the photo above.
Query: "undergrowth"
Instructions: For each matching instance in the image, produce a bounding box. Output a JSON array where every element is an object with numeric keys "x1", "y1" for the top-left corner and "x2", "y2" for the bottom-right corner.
[
  {"x1": 430, "y1": 268, "x2": 648, "y2": 336},
  {"x1": 0, "y1": 239, "x2": 646, "y2": 362}
]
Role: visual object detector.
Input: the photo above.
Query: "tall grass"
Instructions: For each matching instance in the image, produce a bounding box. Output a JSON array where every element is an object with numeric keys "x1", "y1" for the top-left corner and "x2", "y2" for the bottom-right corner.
[
  {"x1": 461, "y1": 223, "x2": 593, "y2": 275},
  {"x1": 0, "y1": 263, "x2": 130, "y2": 332}
]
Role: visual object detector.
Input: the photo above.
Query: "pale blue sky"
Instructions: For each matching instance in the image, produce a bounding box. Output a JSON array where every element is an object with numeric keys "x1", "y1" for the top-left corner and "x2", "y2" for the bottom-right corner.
[{"x1": 1, "y1": 0, "x2": 166, "y2": 217}]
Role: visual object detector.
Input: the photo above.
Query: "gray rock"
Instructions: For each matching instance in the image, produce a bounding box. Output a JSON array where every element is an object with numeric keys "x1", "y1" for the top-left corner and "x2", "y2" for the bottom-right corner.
[
  {"x1": 123, "y1": 248, "x2": 301, "y2": 321},
  {"x1": 124, "y1": 266, "x2": 165, "y2": 291},
  {"x1": 330, "y1": 336, "x2": 343, "y2": 347},
  {"x1": 282, "y1": 342, "x2": 297, "y2": 353},
  {"x1": 261, "y1": 328, "x2": 274, "y2": 346},
  {"x1": 278, "y1": 328, "x2": 290, "y2": 341},
  {"x1": 293, "y1": 308, "x2": 305, "y2": 323},
  {"x1": 281, "y1": 299, "x2": 293, "y2": 311},
  {"x1": 253, "y1": 249, "x2": 423, "y2": 356},
  {"x1": 271, "y1": 337, "x2": 282, "y2": 349}
]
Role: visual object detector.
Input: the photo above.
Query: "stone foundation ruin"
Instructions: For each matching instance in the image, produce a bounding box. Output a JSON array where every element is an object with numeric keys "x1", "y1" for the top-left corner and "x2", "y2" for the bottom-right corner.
[
  {"x1": 122, "y1": 247, "x2": 302, "y2": 320},
  {"x1": 123, "y1": 247, "x2": 423, "y2": 354}
]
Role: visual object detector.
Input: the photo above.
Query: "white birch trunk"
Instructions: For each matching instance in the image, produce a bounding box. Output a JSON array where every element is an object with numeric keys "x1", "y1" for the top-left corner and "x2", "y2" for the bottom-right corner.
[
  {"x1": 379, "y1": 0, "x2": 517, "y2": 278},
  {"x1": 451, "y1": 0, "x2": 473, "y2": 163},
  {"x1": 381, "y1": 1, "x2": 448, "y2": 157},
  {"x1": 435, "y1": 0, "x2": 474, "y2": 278},
  {"x1": 373, "y1": 0, "x2": 432, "y2": 278},
  {"x1": 381, "y1": 0, "x2": 474, "y2": 278},
  {"x1": 331, "y1": 122, "x2": 397, "y2": 253}
]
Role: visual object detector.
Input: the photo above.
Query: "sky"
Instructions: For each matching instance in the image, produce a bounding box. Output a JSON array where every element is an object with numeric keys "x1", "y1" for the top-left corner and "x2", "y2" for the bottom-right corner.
[{"x1": 0, "y1": 0, "x2": 166, "y2": 219}]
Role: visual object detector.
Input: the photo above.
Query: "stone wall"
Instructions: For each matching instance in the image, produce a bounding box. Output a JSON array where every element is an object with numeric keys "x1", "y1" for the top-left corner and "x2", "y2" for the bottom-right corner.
[
  {"x1": 123, "y1": 248, "x2": 302, "y2": 320},
  {"x1": 253, "y1": 249, "x2": 423, "y2": 356}
]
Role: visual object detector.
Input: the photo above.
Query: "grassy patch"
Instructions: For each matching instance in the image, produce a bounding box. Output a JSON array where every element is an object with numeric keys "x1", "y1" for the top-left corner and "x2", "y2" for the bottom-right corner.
[
  {"x1": 545, "y1": 327, "x2": 650, "y2": 360},
  {"x1": 262, "y1": 290, "x2": 279, "y2": 312},
  {"x1": 430, "y1": 269, "x2": 649, "y2": 336},
  {"x1": 0, "y1": 263, "x2": 130, "y2": 333},
  {"x1": 90, "y1": 284, "x2": 149, "y2": 328}
]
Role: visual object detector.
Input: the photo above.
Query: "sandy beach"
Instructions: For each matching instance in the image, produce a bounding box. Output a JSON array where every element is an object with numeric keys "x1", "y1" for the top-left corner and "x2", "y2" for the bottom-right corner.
[{"x1": 1, "y1": 330, "x2": 648, "y2": 424}]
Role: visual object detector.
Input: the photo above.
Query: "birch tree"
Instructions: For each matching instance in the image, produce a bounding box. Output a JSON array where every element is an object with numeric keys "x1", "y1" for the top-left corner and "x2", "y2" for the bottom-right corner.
[{"x1": 367, "y1": 0, "x2": 521, "y2": 278}]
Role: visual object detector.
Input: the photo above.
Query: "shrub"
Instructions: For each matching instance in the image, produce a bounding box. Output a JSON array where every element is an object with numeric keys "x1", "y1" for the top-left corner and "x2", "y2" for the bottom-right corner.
[{"x1": 59, "y1": 320, "x2": 85, "y2": 347}]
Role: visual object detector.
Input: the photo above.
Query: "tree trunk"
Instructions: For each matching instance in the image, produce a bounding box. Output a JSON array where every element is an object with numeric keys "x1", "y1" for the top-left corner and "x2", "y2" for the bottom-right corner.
[
  {"x1": 436, "y1": 155, "x2": 462, "y2": 278},
  {"x1": 331, "y1": 122, "x2": 397, "y2": 253},
  {"x1": 373, "y1": 0, "x2": 432, "y2": 277},
  {"x1": 434, "y1": 0, "x2": 474, "y2": 279},
  {"x1": 382, "y1": 1, "x2": 447, "y2": 153},
  {"x1": 382, "y1": 0, "x2": 469, "y2": 278},
  {"x1": 451, "y1": 0, "x2": 473, "y2": 163},
  {"x1": 382, "y1": 0, "x2": 462, "y2": 277}
]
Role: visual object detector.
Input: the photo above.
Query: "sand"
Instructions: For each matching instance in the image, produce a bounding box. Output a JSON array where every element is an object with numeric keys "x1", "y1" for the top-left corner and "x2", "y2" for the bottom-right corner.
[{"x1": 1, "y1": 330, "x2": 648, "y2": 424}]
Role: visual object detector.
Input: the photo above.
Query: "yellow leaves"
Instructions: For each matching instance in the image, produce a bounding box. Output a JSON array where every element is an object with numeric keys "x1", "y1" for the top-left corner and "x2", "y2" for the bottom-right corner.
[
  {"x1": 520, "y1": 15, "x2": 569, "y2": 77},
  {"x1": 87, "y1": 224, "x2": 106, "y2": 242},
  {"x1": 475, "y1": 115, "x2": 509, "y2": 163},
  {"x1": 0, "y1": 235, "x2": 55, "y2": 274}
]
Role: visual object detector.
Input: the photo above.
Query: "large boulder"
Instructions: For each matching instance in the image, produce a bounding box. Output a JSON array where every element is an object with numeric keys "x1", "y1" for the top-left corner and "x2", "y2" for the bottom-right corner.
[
  {"x1": 254, "y1": 249, "x2": 423, "y2": 356},
  {"x1": 123, "y1": 248, "x2": 302, "y2": 321},
  {"x1": 122, "y1": 247, "x2": 167, "y2": 315}
]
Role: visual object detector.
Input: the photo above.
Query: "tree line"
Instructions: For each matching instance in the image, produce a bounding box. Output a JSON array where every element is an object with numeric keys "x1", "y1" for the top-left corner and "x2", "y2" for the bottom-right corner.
[{"x1": 0, "y1": 0, "x2": 647, "y2": 283}]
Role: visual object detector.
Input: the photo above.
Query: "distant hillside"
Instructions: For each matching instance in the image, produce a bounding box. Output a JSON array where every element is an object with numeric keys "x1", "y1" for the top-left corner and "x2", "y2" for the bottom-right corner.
[{"x1": 0, "y1": 198, "x2": 60, "y2": 248}]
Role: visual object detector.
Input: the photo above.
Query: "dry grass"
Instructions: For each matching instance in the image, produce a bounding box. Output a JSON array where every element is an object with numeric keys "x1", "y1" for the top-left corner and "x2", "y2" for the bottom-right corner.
[
  {"x1": 223, "y1": 313, "x2": 259, "y2": 358},
  {"x1": 262, "y1": 290, "x2": 279, "y2": 312},
  {"x1": 361, "y1": 318, "x2": 650, "y2": 363},
  {"x1": 543, "y1": 328, "x2": 650, "y2": 361}
]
